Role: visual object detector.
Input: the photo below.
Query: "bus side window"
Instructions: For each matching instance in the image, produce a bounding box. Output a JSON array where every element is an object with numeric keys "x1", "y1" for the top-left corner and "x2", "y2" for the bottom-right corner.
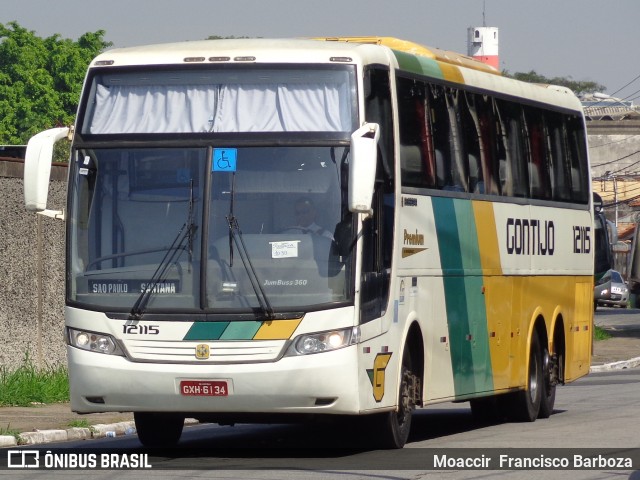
[
  {"x1": 493, "y1": 101, "x2": 510, "y2": 196},
  {"x1": 477, "y1": 95, "x2": 501, "y2": 196},
  {"x1": 524, "y1": 107, "x2": 552, "y2": 200},
  {"x1": 546, "y1": 113, "x2": 571, "y2": 201},
  {"x1": 461, "y1": 92, "x2": 483, "y2": 193},
  {"x1": 429, "y1": 85, "x2": 454, "y2": 190},
  {"x1": 361, "y1": 66, "x2": 395, "y2": 323},
  {"x1": 496, "y1": 100, "x2": 528, "y2": 197},
  {"x1": 444, "y1": 89, "x2": 468, "y2": 192},
  {"x1": 397, "y1": 77, "x2": 436, "y2": 188},
  {"x1": 566, "y1": 115, "x2": 589, "y2": 204}
]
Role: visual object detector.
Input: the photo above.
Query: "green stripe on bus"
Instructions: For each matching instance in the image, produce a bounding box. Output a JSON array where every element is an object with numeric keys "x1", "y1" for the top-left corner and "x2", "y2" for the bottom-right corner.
[
  {"x1": 392, "y1": 50, "x2": 444, "y2": 79},
  {"x1": 432, "y1": 197, "x2": 494, "y2": 397},
  {"x1": 454, "y1": 200, "x2": 493, "y2": 394},
  {"x1": 183, "y1": 321, "x2": 264, "y2": 340},
  {"x1": 220, "y1": 321, "x2": 262, "y2": 340},
  {"x1": 183, "y1": 322, "x2": 229, "y2": 340}
]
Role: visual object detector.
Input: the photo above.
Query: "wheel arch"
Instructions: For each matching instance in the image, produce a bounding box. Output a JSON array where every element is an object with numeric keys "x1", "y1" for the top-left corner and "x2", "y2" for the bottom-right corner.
[
  {"x1": 402, "y1": 320, "x2": 425, "y2": 406},
  {"x1": 551, "y1": 313, "x2": 566, "y2": 384},
  {"x1": 525, "y1": 311, "x2": 548, "y2": 378}
]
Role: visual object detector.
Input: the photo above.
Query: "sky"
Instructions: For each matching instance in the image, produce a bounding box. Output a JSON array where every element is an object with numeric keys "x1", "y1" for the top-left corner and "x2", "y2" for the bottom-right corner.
[{"x1": 3, "y1": 0, "x2": 640, "y2": 99}]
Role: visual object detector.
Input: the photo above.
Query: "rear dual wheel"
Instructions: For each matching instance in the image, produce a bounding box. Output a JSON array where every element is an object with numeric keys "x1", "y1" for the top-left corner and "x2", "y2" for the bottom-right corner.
[
  {"x1": 506, "y1": 332, "x2": 555, "y2": 421},
  {"x1": 538, "y1": 345, "x2": 557, "y2": 419}
]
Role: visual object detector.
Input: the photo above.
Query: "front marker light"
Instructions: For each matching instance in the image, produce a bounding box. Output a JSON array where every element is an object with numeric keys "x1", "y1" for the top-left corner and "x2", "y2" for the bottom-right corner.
[
  {"x1": 67, "y1": 328, "x2": 124, "y2": 356},
  {"x1": 287, "y1": 327, "x2": 360, "y2": 356}
]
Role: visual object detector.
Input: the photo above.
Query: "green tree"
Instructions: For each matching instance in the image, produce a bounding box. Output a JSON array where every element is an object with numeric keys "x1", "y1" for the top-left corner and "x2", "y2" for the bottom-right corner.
[
  {"x1": 503, "y1": 69, "x2": 606, "y2": 96},
  {"x1": 0, "y1": 22, "x2": 111, "y2": 144}
]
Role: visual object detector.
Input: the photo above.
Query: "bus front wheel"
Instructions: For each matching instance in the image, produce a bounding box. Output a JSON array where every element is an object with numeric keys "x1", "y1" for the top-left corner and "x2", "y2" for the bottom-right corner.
[
  {"x1": 373, "y1": 347, "x2": 415, "y2": 449},
  {"x1": 134, "y1": 412, "x2": 184, "y2": 447}
]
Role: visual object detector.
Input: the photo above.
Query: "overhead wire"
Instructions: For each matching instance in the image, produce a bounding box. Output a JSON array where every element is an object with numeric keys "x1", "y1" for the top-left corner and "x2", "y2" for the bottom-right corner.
[
  {"x1": 610, "y1": 73, "x2": 640, "y2": 97},
  {"x1": 589, "y1": 71, "x2": 640, "y2": 213},
  {"x1": 591, "y1": 150, "x2": 640, "y2": 169}
]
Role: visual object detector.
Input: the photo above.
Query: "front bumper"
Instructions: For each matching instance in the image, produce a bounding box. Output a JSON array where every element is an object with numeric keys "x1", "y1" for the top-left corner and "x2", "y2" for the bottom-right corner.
[{"x1": 68, "y1": 344, "x2": 361, "y2": 416}]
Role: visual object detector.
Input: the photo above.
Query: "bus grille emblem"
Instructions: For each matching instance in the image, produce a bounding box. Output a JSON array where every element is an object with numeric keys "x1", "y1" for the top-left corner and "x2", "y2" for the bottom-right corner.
[{"x1": 195, "y1": 344, "x2": 210, "y2": 359}]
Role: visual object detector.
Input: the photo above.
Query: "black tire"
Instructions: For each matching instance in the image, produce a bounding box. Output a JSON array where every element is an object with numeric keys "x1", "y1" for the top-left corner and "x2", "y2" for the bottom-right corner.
[
  {"x1": 538, "y1": 346, "x2": 557, "y2": 419},
  {"x1": 373, "y1": 348, "x2": 414, "y2": 449},
  {"x1": 505, "y1": 332, "x2": 543, "y2": 422},
  {"x1": 134, "y1": 412, "x2": 184, "y2": 447}
]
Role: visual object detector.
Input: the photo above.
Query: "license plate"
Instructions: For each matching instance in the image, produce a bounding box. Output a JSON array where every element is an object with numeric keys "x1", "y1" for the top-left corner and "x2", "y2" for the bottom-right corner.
[{"x1": 180, "y1": 380, "x2": 229, "y2": 397}]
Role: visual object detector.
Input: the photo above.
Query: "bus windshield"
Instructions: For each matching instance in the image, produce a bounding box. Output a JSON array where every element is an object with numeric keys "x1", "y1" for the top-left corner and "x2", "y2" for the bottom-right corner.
[{"x1": 68, "y1": 146, "x2": 353, "y2": 313}]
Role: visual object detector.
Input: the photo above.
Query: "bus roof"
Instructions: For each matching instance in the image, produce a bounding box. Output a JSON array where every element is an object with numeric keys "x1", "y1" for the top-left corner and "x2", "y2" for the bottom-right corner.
[
  {"x1": 90, "y1": 38, "x2": 389, "y2": 68},
  {"x1": 313, "y1": 37, "x2": 581, "y2": 112},
  {"x1": 90, "y1": 37, "x2": 582, "y2": 113},
  {"x1": 314, "y1": 36, "x2": 501, "y2": 76}
]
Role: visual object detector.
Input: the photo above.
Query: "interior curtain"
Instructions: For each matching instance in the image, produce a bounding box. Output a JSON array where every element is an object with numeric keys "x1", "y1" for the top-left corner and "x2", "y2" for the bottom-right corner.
[{"x1": 88, "y1": 81, "x2": 351, "y2": 134}]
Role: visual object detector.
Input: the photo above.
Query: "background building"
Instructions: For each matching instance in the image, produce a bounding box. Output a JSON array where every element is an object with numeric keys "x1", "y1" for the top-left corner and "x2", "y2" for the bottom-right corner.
[
  {"x1": 587, "y1": 97, "x2": 640, "y2": 281},
  {"x1": 467, "y1": 26, "x2": 499, "y2": 70}
]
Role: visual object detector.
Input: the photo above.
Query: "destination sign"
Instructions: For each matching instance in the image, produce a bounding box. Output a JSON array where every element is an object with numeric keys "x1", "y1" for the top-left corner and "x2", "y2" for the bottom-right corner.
[{"x1": 87, "y1": 280, "x2": 180, "y2": 294}]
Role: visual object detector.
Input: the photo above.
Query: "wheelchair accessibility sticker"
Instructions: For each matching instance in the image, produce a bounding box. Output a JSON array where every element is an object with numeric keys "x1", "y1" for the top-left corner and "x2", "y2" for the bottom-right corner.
[{"x1": 213, "y1": 148, "x2": 237, "y2": 172}]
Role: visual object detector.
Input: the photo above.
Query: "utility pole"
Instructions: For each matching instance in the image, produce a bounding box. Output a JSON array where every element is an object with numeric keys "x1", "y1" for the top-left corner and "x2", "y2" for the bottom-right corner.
[{"x1": 604, "y1": 171, "x2": 619, "y2": 226}]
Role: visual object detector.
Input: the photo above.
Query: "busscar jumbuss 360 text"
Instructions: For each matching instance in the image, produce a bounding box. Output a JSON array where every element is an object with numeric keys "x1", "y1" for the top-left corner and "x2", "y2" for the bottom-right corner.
[{"x1": 24, "y1": 36, "x2": 596, "y2": 449}]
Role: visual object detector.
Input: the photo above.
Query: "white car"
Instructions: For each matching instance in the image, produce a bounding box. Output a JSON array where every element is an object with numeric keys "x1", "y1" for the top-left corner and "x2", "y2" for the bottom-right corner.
[{"x1": 594, "y1": 269, "x2": 629, "y2": 308}]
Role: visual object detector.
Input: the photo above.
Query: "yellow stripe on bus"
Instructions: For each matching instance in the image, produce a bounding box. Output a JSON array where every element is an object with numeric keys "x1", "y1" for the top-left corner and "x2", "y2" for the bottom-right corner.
[
  {"x1": 438, "y1": 63, "x2": 465, "y2": 84},
  {"x1": 472, "y1": 201, "x2": 502, "y2": 274},
  {"x1": 471, "y1": 202, "x2": 510, "y2": 390},
  {"x1": 253, "y1": 318, "x2": 303, "y2": 340}
]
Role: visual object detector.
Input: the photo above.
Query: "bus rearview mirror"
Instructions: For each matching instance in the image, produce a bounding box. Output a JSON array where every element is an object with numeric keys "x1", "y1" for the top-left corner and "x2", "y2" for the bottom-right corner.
[
  {"x1": 24, "y1": 127, "x2": 70, "y2": 218},
  {"x1": 348, "y1": 123, "x2": 379, "y2": 215}
]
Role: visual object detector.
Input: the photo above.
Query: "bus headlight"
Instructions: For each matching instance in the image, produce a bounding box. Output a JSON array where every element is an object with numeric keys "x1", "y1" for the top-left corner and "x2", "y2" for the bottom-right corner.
[
  {"x1": 286, "y1": 327, "x2": 359, "y2": 356},
  {"x1": 67, "y1": 328, "x2": 124, "y2": 356}
]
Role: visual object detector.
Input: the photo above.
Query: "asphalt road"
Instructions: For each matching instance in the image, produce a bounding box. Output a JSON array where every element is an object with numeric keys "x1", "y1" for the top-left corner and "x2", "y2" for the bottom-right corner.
[
  {"x1": 3, "y1": 308, "x2": 639, "y2": 479},
  {"x1": 595, "y1": 306, "x2": 640, "y2": 329},
  {"x1": 3, "y1": 365, "x2": 639, "y2": 479}
]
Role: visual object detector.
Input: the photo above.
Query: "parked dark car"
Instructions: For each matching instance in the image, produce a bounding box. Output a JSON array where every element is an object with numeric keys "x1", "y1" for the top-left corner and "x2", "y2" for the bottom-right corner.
[{"x1": 594, "y1": 269, "x2": 629, "y2": 308}]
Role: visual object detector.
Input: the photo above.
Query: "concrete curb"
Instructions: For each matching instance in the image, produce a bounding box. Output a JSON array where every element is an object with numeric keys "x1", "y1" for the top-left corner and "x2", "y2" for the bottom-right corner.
[
  {"x1": 0, "y1": 418, "x2": 200, "y2": 447},
  {"x1": 590, "y1": 356, "x2": 640, "y2": 373},
  {"x1": 0, "y1": 420, "x2": 136, "y2": 447}
]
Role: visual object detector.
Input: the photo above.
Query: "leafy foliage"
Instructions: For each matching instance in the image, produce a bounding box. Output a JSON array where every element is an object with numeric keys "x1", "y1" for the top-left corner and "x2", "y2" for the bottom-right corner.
[
  {"x1": 0, "y1": 22, "x2": 111, "y2": 144},
  {"x1": 503, "y1": 69, "x2": 606, "y2": 96}
]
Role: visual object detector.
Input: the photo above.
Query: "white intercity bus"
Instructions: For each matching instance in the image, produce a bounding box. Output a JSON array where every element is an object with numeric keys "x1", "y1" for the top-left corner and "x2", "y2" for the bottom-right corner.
[{"x1": 24, "y1": 37, "x2": 595, "y2": 448}]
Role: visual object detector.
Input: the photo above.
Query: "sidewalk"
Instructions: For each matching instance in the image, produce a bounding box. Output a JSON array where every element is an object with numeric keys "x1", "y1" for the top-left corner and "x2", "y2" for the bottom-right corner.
[
  {"x1": 1, "y1": 325, "x2": 638, "y2": 447},
  {"x1": 590, "y1": 316, "x2": 640, "y2": 371},
  {"x1": 0, "y1": 404, "x2": 135, "y2": 447}
]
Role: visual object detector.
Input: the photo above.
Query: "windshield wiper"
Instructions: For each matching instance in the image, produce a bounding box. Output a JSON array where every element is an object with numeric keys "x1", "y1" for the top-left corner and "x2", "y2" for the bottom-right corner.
[
  {"x1": 129, "y1": 180, "x2": 197, "y2": 320},
  {"x1": 226, "y1": 173, "x2": 275, "y2": 319}
]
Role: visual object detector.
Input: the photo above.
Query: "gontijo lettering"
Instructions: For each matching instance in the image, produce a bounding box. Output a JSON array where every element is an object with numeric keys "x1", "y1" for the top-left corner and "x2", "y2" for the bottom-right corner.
[{"x1": 506, "y1": 218, "x2": 554, "y2": 255}]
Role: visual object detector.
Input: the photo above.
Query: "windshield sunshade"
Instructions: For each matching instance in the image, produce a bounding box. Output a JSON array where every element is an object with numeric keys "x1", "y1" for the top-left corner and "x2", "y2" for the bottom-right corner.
[{"x1": 82, "y1": 67, "x2": 355, "y2": 134}]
